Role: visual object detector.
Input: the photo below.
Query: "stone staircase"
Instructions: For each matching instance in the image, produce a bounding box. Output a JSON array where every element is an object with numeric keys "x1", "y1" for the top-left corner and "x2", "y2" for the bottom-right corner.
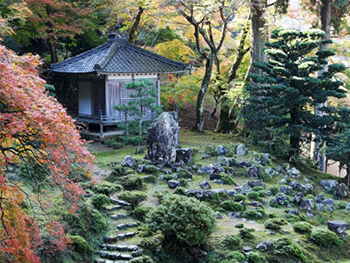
[{"x1": 94, "y1": 199, "x2": 142, "y2": 263}]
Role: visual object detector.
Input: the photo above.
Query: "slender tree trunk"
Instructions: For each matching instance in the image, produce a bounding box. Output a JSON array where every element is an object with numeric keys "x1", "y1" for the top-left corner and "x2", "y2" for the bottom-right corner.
[
  {"x1": 193, "y1": 54, "x2": 214, "y2": 132},
  {"x1": 346, "y1": 166, "x2": 350, "y2": 187},
  {"x1": 129, "y1": 6, "x2": 144, "y2": 44},
  {"x1": 49, "y1": 40, "x2": 58, "y2": 63}
]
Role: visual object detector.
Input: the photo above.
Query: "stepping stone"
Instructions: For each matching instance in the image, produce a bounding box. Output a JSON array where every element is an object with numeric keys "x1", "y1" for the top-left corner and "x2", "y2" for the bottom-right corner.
[
  {"x1": 117, "y1": 224, "x2": 127, "y2": 230},
  {"x1": 106, "y1": 205, "x2": 122, "y2": 211},
  {"x1": 125, "y1": 232, "x2": 137, "y2": 237},
  {"x1": 120, "y1": 254, "x2": 133, "y2": 260},
  {"x1": 110, "y1": 198, "x2": 131, "y2": 206},
  {"x1": 127, "y1": 245, "x2": 139, "y2": 251},
  {"x1": 103, "y1": 236, "x2": 117, "y2": 243},
  {"x1": 94, "y1": 259, "x2": 105, "y2": 263},
  {"x1": 111, "y1": 214, "x2": 128, "y2": 220}
]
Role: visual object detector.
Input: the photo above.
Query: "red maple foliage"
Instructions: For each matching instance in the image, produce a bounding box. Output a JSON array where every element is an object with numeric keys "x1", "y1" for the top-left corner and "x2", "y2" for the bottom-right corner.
[{"x1": 0, "y1": 45, "x2": 93, "y2": 262}]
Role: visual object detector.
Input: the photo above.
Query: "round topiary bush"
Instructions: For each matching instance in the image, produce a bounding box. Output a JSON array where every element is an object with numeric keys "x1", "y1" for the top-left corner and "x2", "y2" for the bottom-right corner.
[
  {"x1": 243, "y1": 210, "x2": 260, "y2": 220},
  {"x1": 148, "y1": 194, "x2": 216, "y2": 246},
  {"x1": 129, "y1": 255, "x2": 153, "y2": 263},
  {"x1": 91, "y1": 194, "x2": 110, "y2": 209},
  {"x1": 233, "y1": 194, "x2": 247, "y2": 202},
  {"x1": 310, "y1": 229, "x2": 342, "y2": 247},
  {"x1": 96, "y1": 181, "x2": 123, "y2": 196},
  {"x1": 222, "y1": 235, "x2": 241, "y2": 249},
  {"x1": 265, "y1": 218, "x2": 287, "y2": 230},
  {"x1": 118, "y1": 191, "x2": 148, "y2": 207},
  {"x1": 247, "y1": 191, "x2": 260, "y2": 201},
  {"x1": 293, "y1": 222, "x2": 312, "y2": 234},
  {"x1": 247, "y1": 252, "x2": 260, "y2": 263},
  {"x1": 67, "y1": 235, "x2": 93, "y2": 255},
  {"x1": 220, "y1": 200, "x2": 244, "y2": 212},
  {"x1": 225, "y1": 251, "x2": 245, "y2": 262},
  {"x1": 131, "y1": 206, "x2": 153, "y2": 222}
]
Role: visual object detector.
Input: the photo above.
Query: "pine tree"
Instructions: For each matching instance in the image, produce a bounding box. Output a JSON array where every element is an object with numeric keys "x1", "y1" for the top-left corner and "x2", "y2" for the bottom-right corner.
[
  {"x1": 244, "y1": 28, "x2": 346, "y2": 156},
  {"x1": 114, "y1": 79, "x2": 162, "y2": 154}
]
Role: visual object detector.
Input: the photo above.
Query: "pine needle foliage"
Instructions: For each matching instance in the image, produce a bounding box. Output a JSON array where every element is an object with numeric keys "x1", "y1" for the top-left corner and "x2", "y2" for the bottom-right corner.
[{"x1": 245, "y1": 28, "x2": 346, "y2": 156}]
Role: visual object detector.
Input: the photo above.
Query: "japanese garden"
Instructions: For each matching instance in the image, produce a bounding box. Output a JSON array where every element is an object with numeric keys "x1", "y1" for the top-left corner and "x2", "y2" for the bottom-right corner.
[{"x1": 1, "y1": 0, "x2": 350, "y2": 262}]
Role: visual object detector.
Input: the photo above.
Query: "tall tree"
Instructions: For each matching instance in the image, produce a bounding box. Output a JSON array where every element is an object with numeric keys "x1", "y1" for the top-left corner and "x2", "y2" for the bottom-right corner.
[
  {"x1": 245, "y1": 28, "x2": 346, "y2": 156},
  {"x1": 0, "y1": 45, "x2": 93, "y2": 261},
  {"x1": 172, "y1": 0, "x2": 234, "y2": 132}
]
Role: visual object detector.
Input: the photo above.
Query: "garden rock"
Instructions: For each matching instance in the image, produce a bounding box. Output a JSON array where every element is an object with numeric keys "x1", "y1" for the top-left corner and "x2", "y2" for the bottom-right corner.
[
  {"x1": 123, "y1": 155, "x2": 136, "y2": 167},
  {"x1": 299, "y1": 199, "x2": 314, "y2": 211},
  {"x1": 176, "y1": 148, "x2": 192, "y2": 163},
  {"x1": 285, "y1": 209, "x2": 299, "y2": 216},
  {"x1": 248, "y1": 180, "x2": 265, "y2": 188},
  {"x1": 214, "y1": 179, "x2": 223, "y2": 184},
  {"x1": 247, "y1": 165, "x2": 261, "y2": 178},
  {"x1": 210, "y1": 173, "x2": 220, "y2": 180},
  {"x1": 280, "y1": 179, "x2": 288, "y2": 185},
  {"x1": 217, "y1": 156, "x2": 230, "y2": 166},
  {"x1": 227, "y1": 190, "x2": 236, "y2": 197},
  {"x1": 185, "y1": 189, "x2": 215, "y2": 200},
  {"x1": 320, "y1": 180, "x2": 339, "y2": 193},
  {"x1": 256, "y1": 240, "x2": 272, "y2": 252},
  {"x1": 137, "y1": 164, "x2": 145, "y2": 173},
  {"x1": 217, "y1": 145, "x2": 227, "y2": 155},
  {"x1": 289, "y1": 181, "x2": 302, "y2": 191},
  {"x1": 346, "y1": 203, "x2": 350, "y2": 210},
  {"x1": 316, "y1": 194, "x2": 325, "y2": 203},
  {"x1": 234, "y1": 161, "x2": 251, "y2": 168},
  {"x1": 302, "y1": 183, "x2": 314, "y2": 193},
  {"x1": 236, "y1": 144, "x2": 247, "y2": 155},
  {"x1": 240, "y1": 184, "x2": 253, "y2": 193},
  {"x1": 145, "y1": 112, "x2": 179, "y2": 165},
  {"x1": 168, "y1": 180, "x2": 180, "y2": 189},
  {"x1": 253, "y1": 153, "x2": 270, "y2": 166},
  {"x1": 327, "y1": 221, "x2": 349, "y2": 239},
  {"x1": 334, "y1": 183, "x2": 349, "y2": 199},
  {"x1": 286, "y1": 167, "x2": 301, "y2": 178},
  {"x1": 265, "y1": 167, "x2": 276, "y2": 178},
  {"x1": 292, "y1": 192, "x2": 304, "y2": 204},
  {"x1": 275, "y1": 195, "x2": 290, "y2": 206},
  {"x1": 198, "y1": 166, "x2": 215, "y2": 174},
  {"x1": 200, "y1": 181, "x2": 211, "y2": 189},
  {"x1": 279, "y1": 186, "x2": 292, "y2": 194},
  {"x1": 317, "y1": 203, "x2": 325, "y2": 211},
  {"x1": 216, "y1": 211, "x2": 223, "y2": 219}
]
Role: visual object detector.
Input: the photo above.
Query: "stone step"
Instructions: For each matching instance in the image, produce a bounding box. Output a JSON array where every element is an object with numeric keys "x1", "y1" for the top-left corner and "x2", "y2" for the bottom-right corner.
[
  {"x1": 117, "y1": 223, "x2": 139, "y2": 230},
  {"x1": 110, "y1": 198, "x2": 131, "y2": 207},
  {"x1": 94, "y1": 259, "x2": 128, "y2": 263},
  {"x1": 111, "y1": 214, "x2": 129, "y2": 220},
  {"x1": 100, "y1": 244, "x2": 139, "y2": 252},
  {"x1": 104, "y1": 232, "x2": 138, "y2": 243},
  {"x1": 106, "y1": 205, "x2": 123, "y2": 212},
  {"x1": 99, "y1": 251, "x2": 134, "y2": 260}
]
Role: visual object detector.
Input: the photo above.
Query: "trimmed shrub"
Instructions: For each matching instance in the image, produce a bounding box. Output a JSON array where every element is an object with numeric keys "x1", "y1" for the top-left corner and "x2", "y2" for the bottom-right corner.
[
  {"x1": 293, "y1": 222, "x2": 312, "y2": 234},
  {"x1": 235, "y1": 223, "x2": 244, "y2": 229},
  {"x1": 269, "y1": 186, "x2": 279, "y2": 195},
  {"x1": 247, "y1": 252, "x2": 260, "y2": 263},
  {"x1": 220, "y1": 200, "x2": 244, "y2": 212},
  {"x1": 265, "y1": 218, "x2": 287, "y2": 230},
  {"x1": 221, "y1": 174, "x2": 236, "y2": 185},
  {"x1": 202, "y1": 144, "x2": 218, "y2": 157},
  {"x1": 225, "y1": 251, "x2": 245, "y2": 262},
  {"x1": 247, "y1": 191, "x2": 260, "y2": 201},
  {"x1": 91, "y1": 194, "x2": 110, "y2": 209},
  {"x1": 96, "y1": 181, "x2": 122, "y2": 196},
  {"x1": 222, "y1": 235, "x2": 241, "y2": 249},
  {"x1": 243, "y1": 210, "x2": 260, "y2": 220},
  {"x1": 233, "y1": 194, "x2": 247, "y2": 202},
  {"x1": 174, "y1": 186, "x2": 187, "y2": 195},
  {"x1": 143, "y1": 165, "x2": 159, "y2": 174},
  {"x1": 272, "y1": 237, "x2": 307, "y2": 262},
  {"x1": 310, "y1": 229, "x2": 342, "y2": 246},
  {"x1": 149, "y1": 194, "x2": 216, "y2": 246},
  {"x1": 239, "y1": 228, "x2": 255, "y2": 240},
  {"x1": 117, "y1": 174, "x2": 143, "y2": 190},
  {"x1": 132, "y1": 206, "x2": 153, "y2": 222},
  {"x1": 68, "y1": 235, "x2": 93, "y2": 255},
  {"x1": 252, "y1": 186, "x2": 264, "y2": 192},
  {"x1": 118, "y1": 191, "x2": 148, "y2": 207}
]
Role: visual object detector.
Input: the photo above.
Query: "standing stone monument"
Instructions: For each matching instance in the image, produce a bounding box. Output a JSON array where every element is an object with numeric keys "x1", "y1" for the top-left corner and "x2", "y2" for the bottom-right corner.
[{"x1": 145, "y1": 112, "x2": 179, "y2": 165}]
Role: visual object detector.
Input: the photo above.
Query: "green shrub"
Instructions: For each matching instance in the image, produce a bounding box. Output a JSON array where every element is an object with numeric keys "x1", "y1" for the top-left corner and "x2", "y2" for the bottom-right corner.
[
  {"x1": 221, "y1": 174, "x2": 236, "y2": 185},
  {"x1": 225, "y1": 251, "x2": 245, "y2": 262},
  {"x1": 285, "y1": 214, "x2": 301, "y2": 223},
  {"x1": 107, "y1": 164, "x2": 128, "y2": 178},
  {"x1": 222, "y1": 235, "x2": 241, "y2": 249},
  {"x1": 269, "y1": 199, "x2": 278, "y2": 208},
  {"x1": 247, "y1": 191, "x2": 260, "y2": 201},
  {"x1": 265, "y1": 218, "x2": 287, "y2": 230},
  {"x1": 224, "y1": 142, "x2": 237, "y2": 157},
  {"x1": 335, "y1": 201, "x2": 347, "y2": 209},
  {"x1": 91, "y1": 194, "x2": 110, "y2": 209},
  {"x1": 67, "y1": 235, "x2": 93, "y2": 255},
  {"x1": 239, "y1": 228, "x2": 255, "y2": 240},
  {"x1": 177, "y1": 169, "x2": 193, "y2": 179},
  {"x1": 247, "y1": 252, "x2": 260, "y2": 263},
  {"x1": 256, "y1": 207, "x2": 266, "y2": 217},
  {"x1": 174, "y1": 186, "x2": 187, "y2": 195},
  {"x1": 235, "y1": 223, "x2": 244, "y2": 229},
  {"x1": 257, "y1": 190, "x2": 266, "y2": 197},
  {"x1": 310, "y1": 229, "x2": 342, "y2": 246},
  {"x1": 149, "y1": 194, "x2": 216, "y2": 246},
  {"x1": 96, "y1": 181, "x2": 122, "y2": 196},
  {"x1": 202, "y1": 144, "x2": 218, "y2": 157},
  {"x1": 220, "y1": 200, "x2": 244, "y2": 212},
  {"x1": 233, "y1": 194, "x2": 247, "y2": 202},
  {"x1": 132, "y1": 206, "x2": 153, "y2": 222},
  {"x1": 129, "y1": 255, "x2": 153, "y2": 263},
  {"x1": 272, "y1": 237, "x2": 307, "y2": 262},
  {"x1": 269, "y1": 186, "x2": 279, "y2": 195},
  {"x1": 143, "y1": 165, "x2": 159, "y2": 174},
  {"x1": 293, "y1": 222, "x2": 312, "y2": 234},
  {"x1": 209, "y1": 191, "x2": 230, "y2": 206},
  {"x1": 116, "y1": 174, "x2": 143, "y2": 190},
  {"x1": 118, "y1": 191, "x2": 148, "y2": 207},
  {"x1": 243, "y1": 210, "x2": 260, "y2": 220},
  {"x1": 252, "y1": 186, "x2": 264, "y2": 192},
  {"x1": 179, "y1": 178, "x2": 189, "y2": 188},
  {"x1": 78, "y1": 203, "x2": 107, "y2": 234},
  {"x1": 143, "y1": 175, "x2": 157, "y2": 184}
]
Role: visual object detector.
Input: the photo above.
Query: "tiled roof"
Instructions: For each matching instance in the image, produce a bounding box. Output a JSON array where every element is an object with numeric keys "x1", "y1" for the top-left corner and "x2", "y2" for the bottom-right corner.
[{"x1": 50, "y1": 38, "x2": 188, "y2": 74}]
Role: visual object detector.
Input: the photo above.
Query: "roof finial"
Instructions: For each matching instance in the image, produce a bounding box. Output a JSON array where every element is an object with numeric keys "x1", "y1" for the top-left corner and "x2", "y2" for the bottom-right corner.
[{"x1": 108, "y1": 16, "x2": 128, "y2": 43}]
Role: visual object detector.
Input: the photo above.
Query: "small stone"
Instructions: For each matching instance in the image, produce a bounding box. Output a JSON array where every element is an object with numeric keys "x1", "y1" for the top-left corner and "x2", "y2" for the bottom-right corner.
[
  {"x1": 280, "y1": 179, "x2": 288, "y2": 185},
  {"x1": 123, "y1": 155, "x2": 136, "y2": 167},
  {"x1": 198, "y1": 166, "x2": 215, "y2": 174},
  {"x1": 279, "y1": 186, "x2": 292, "y2": 194},
  {"x1": 216, "y1": 211, "x2": 223, "y2": 219},
  {"x1": 228, "y1": 212, "x2": 242, "y2": 218},
  {"x1": 168, "y1": 180, "x2": 180, "y2": 189},
  {"x1": 240, "y1": 184, "x2": 253, "y2": 193},
  {"x1": 248, "y1": 180, "x2": 265, "y2": 188},
  {"x1": 345, "y1": 203, "x2": 350, "y2": 210},
  {"x1": 110, "y1": 198, "x2": 130, "y2": 206},
  {"x1": 317, "y1": 203, "x2": 325, "y2": 211},
  {"x1": 217, "y1": 145, "x2": 227, "y2": 155},
  {"x1": 236, "y1": 144, "x2": 247, "y2": 156},
  {"x1": 227, "y1": 190, "x2": 236, "y2": 196},
  {"x1": 127, "y1": 245, "x2": 139, "y2": 251},
  {"x1": 117, "y1": 224, "x2": 127, "y2": 230},
  {"x1": 116, "y1": 234, "x2": 126, "y2": 240},
  {"x1": 125, "y1": 232, "x2": 136, "y2": 237},
  {"x1": 137, "y1": 164, "x2": 145, "y2": 173},
  {"x1": 316, "y1": 194, "x2": 325, "y2": 203},
  {"x1": 334, "y1": 183, "x2": 350, "y2": 200},
  {"x1": 210, "y1": 173, "x2": 221, "y2": 180},
  {"x1": 176, "y1": 148, "x2": 192, "y2": 163},
  {"x1": 287, "y1": 167, "x2": 301, "y2": 178},
  {"x1": 120, "y1": 254, "x2": 133, "y2": 260},
  {"x1": 302, "y1": 183, "x2": 314, "y2": 193},
  {"x1": 299, "y1": 199, "x2": 314, "y2": 211},
  {"x1": 285, "y1": 209, "x2": 299, "y2": 216},
  {"x1": 320, "y1": 180, "x2": 339, "y2": 193},
  {"x1": 289, "y1": 181, "x2": 302, "y2": 191},
  {"x1": 213, "y1": 179, "x2": 223, "y2": 184},
  {"x1": 243, "y1": 246, "x2": 253, "y2": 252},
  {"x1": 200, "y1": 181, "x2": 211, "y2": 189},
  {"x1": 247, "y1": 165, "x2": 261, "y2": 178},
  {"x1": 256, "y1": 240, "x2": 272, "y2": 252},
  {"x1": 217, "y1": 156, "x2": 230, "y2": 166}
]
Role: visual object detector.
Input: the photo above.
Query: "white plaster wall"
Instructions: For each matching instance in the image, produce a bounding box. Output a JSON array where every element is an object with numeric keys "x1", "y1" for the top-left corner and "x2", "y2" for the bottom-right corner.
[{"x1": 78, "y1": 82, "x2": 92, "y2": 115}]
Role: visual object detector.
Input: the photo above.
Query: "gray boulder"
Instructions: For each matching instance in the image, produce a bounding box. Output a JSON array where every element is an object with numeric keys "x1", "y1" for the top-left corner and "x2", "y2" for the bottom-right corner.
[
  {"x1": 176, "y1": 148, "x2": 192, "y2": 163},
  {"x1": 253, "y1": 153, "x2": 270, "y2": 166},
  {"x1": 247, "y1": 165, "x2": 261, "y2": 178},
  {"x1": 279, "y1": 186, "x2": 293, "y2": 194},
  {"x1": 316, "y1": 194, "x2": 325, "y2": 203},
  {"x1": 286, "y1": 167, "x2": 301, "y2": 178},
  {"x1": 198, "y1": 165, "x2": 215, "y2": 174},
  {"x1": 168, "y1": 180, "x2": 180, "y2": 189},
  {"x1": 123, "y1": 155, "x2": 136, "y2": 167},
  {"x1": 256, "y1": 241, "x2": 272, "y2": 252},
  {"x1": 216, "y1": 211, "x2": 223, "y2": 219},
  {"x1": 292, "y1": 192, "x2": 304, "y2": 204},
  {"x1": 299, "y1": 199, "x2": 314, "y2": 211},
  {"x1": 240, "y1": 184, "x2": 253, "y2": 193},
  {"x1": 334, "y1": 183, "x2": 350, "y2": 199},
  {"x1": 185, "y1": 189, "x2": 215, "y2": 200},
  {"x1": 302, "y1": 183, "x2": 314, "y2": 193},
  {"x1": 248, "y1": 180, "x2": 265, "y2": 188},
  {"x1": 327, "y1": 221, "x2": 349, "y2": 239},
  {"x1": 217, "y1": 145, "x2": 227, "y2": 155},
  {"x1": 214, "y1": 179, "x2": 223, "y2": 184},
  {"x1": 289, "y1": 181, "x2": 302, "y2": 191},
  {"x1": 320, "y1": 180, "x2": 339, "y2": 193},
  {"x1": 346, "y1": 203, "x2": 350, "y2": 211},
  {"x1": 145, "y1": 112, "x2": 179, "y2": 165},
  {"x1": 217, "y1": 156, "x2": 230, "y2": 167},
  {"x1": 200, "y1": 181, "x2": 211, "y2": 189},
  {"x1": 236, "y1": 144, "x2": 247, "y2": 156}
]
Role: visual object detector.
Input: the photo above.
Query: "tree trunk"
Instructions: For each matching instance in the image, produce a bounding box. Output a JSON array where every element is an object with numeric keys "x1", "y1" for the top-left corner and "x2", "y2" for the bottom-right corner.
[
  {"x1": 346, "y1": 166, "x2": 350, "y2": 187},
  {"x1": 193, "y1": 54, "x2": 214, "y2": 132},
  {"x1": 49, "y1": 40, "x2": 58, "y2": 64},
  {"x1": 250, "y1": 0, "x2": 268, "y2": 76},
  {"x1": 129, "y1": 6, "x2": 144, "y2": 44}
]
